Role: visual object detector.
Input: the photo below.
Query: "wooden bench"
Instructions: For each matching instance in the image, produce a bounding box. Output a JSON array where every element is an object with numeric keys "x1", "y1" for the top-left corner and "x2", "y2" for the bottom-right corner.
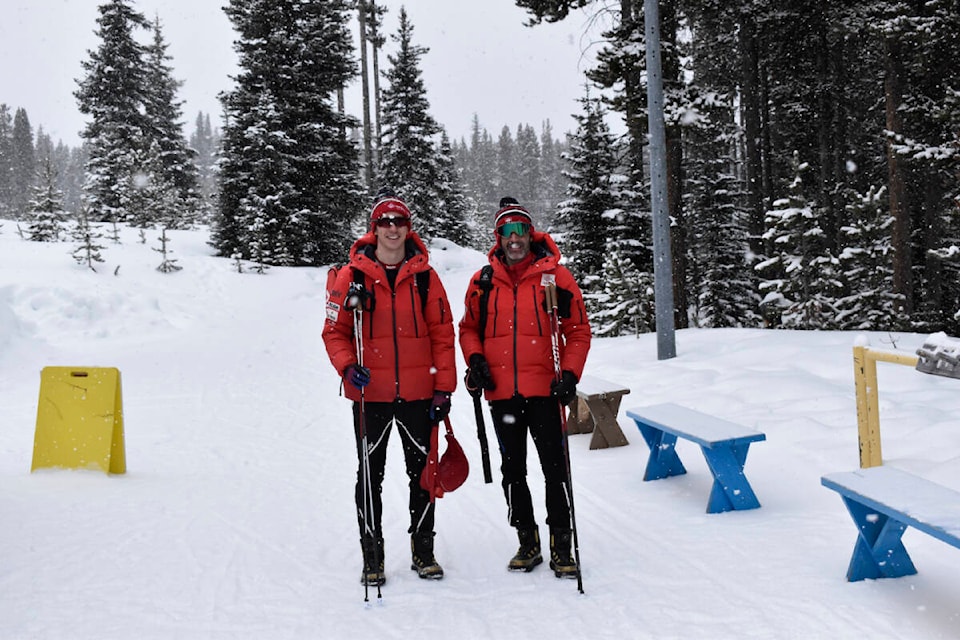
[
  {"x1": 821, "y1": 465, "x2": 960, "y2": 581},
  {"x1": 567, "y1": 374, "x2": 630, "y2": 450},
  {"x1": 626, "y1": 403, "x2": 766, "y2": 513}
]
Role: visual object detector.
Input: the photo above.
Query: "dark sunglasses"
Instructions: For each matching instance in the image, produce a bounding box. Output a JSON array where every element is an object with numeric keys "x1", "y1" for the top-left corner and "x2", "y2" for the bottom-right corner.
[
  {"x1": 376, "y1": 215, "x2": 411, "y2": 229},
  {"x1": 496, "y1": 221, "x2": 530, "y2": 237}
]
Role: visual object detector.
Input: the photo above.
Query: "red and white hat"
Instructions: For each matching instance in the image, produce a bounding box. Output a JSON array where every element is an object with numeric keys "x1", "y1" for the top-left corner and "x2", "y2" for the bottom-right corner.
[
  {"x1": 494, "y1": 197, "x2": 533, "y2": 230},
  {"x1": 370, "y1": 188, "x2": 411, "y2": 230}
]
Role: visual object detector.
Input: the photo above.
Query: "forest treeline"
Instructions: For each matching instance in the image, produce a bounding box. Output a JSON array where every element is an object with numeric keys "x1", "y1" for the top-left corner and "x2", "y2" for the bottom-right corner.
[{"x1": 1, "y1": 0, "x2": 957, "y2": 336}]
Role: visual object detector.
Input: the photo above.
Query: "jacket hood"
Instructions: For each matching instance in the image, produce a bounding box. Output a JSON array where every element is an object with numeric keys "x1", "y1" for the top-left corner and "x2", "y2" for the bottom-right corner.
[
  {"x1": 487, "y1": 229, "x2": 561, "y2": 275},
  {"x1": 349, "y1": 229, "x2": 431, "y2": 278}
]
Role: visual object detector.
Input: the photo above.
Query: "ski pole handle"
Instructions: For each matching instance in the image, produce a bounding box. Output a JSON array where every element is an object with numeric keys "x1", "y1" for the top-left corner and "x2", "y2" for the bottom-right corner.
[{"x1": 544, "y1": 280, "x2": 558, "y2": 312}]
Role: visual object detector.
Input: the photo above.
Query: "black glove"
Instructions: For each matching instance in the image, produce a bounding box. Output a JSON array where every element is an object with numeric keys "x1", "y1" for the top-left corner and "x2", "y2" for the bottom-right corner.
[
  {"x1": 343, "y1": 363, "x2": 371, "y2": 389},
  {"x1": 466, "y1": 354, "x2": 496, "y2": 394},
  {"x1": 429, "y1": 391, "x2": 452, "y2": 422},
  {"x1": 551, "y1": 370, "x2": 578, "y2": 406}
]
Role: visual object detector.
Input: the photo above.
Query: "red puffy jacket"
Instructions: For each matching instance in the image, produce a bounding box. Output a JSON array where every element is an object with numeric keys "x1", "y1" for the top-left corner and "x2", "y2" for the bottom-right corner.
[
  {"x1": 323, "y1": 231, "x2": 457, "y2": 403},
  {"x1": 459, "y1": 231, "x2": 591, "y2": 401}
]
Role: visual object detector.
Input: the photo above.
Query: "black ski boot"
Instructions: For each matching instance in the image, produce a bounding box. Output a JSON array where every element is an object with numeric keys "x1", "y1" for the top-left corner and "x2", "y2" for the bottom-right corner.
[
  {"x1": 360, "y1": 535, "x2": 385, "y2": 586},
  {"x1": 549, "y1": 529, "x2": 579, "y2": 579},
  {"x1": 507, "y1": 527, "x2": 543, "y2": 572},
  {"x1": 410, "y1": 532, "x2": 444, "y2": 580}
]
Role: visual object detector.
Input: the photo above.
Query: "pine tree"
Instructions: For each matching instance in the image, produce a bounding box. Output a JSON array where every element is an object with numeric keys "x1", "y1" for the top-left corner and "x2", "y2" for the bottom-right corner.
[
  {"x1": 0, "y1": 105, "x2": 13, "y2": 217},
  {"x1": 835, "y1": 185, "x2": 907, "y2": 330},
  {"x1": 537, "y1": 121, "x2": 566, "y2": 219},
  {"x1": 71, "y1": 204, "x2": 106, "y2": 271},
  {"x1": 216, "y1": 0, "x2": 363, "y2": 266},
  {"x1": 11, "y1": 108, "x2": 36, "y2": 219},
  {"x1": 75, "y1": 0, "x2": 151, "y2": 223},
  {"x1": 26, "y1": 156, "x2": 68, "y2": 242},
  {"x1": 593, "y1": 242, "x2": 654, "y2": 337},
  {"x1": 466, "y1": 115, "x2": 499, "y2": 216},
  {"x1": 555, "y1": 92, "x2": 618, "y2": 284},
  {"x1": 154, "y1": 228, "x2": 182, "y2": 273},
  {"x1": 515, "y1": 124, "x2": 542, "y2": 214},
  {"x1": 378, "y1": 7, "x2": 445, "y2": 241},
  {"x1": 681, "y1": 55, "x2": 759, "y2": 329},
  {"x1": 189, "y1": 112, "x2": 219, "y2": 219},
  {"x1": 434, "y1": 132, "x2": 475, "y2": 246},
  {"x1": 687, "y1": 162, "x2": 758, "y2": 328},
  {"x1": 143, "y1": 16, "x2": 201, "y2": 228},
  {"x1": 757, "y1": 154, "x2": 842, "y2": 329},
  {"x1": 496, "y1": 126, "x2": 519, "y2": 202}
]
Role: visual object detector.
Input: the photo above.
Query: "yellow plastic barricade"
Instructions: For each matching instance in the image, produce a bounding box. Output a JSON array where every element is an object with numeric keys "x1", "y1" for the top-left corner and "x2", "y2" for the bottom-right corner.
[{"x1": 32, "y1": 366, "x2": 126, "y2": 474}]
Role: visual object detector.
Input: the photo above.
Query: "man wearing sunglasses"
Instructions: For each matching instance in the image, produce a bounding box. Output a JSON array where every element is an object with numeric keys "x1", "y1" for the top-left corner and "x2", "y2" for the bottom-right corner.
[
  {"x1": 323, "y1": 188, "x2": 457, "y2": 586},
  {"x1": 458, "y1": 197, "x2": 591, "y2": 579}
]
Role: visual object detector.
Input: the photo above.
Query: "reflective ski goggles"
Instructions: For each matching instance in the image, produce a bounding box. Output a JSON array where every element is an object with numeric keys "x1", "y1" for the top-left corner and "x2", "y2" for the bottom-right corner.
[
  {"x1": 496, "y1": 221, "x2": 531, "y2": 237},
  {"x1": 375, "y1": 215, "x2": 411, "y2": 229}
]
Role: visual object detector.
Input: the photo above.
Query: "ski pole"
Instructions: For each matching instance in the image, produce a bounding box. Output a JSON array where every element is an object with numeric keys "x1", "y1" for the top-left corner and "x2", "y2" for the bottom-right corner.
[
  {"x1": 348, "y1": 282, "x2": 381, "y2": 602},
  {"x1": 544, "y1": 279, "x2": 584, "y2": 594},
  {"x1": 465, "y1": 373, "x2": 493, "y2": 484}
]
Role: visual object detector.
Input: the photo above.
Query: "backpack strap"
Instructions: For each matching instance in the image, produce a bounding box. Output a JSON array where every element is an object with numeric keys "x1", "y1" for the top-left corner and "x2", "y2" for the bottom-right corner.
[
  {"x1": 476, "y1": 265, "x2": 494, "y2": 344},
  {"x1": 415, "y1": 269, "x2": 430, "y2": 314},
  {"x1": 350, "y1": 265, "x2": 429, "y2": 314}
]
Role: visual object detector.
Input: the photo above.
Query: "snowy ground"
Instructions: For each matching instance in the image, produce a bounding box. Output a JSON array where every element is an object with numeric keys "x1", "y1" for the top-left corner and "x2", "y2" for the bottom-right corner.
[{"x1": 1, "y1": 224, "x2": 958, "y2": 639}]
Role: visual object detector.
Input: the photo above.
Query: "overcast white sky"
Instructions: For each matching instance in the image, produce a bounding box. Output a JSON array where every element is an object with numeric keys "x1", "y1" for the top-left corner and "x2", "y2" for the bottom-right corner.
[{"x1": 3, "y1": 0, "x2": 599, "y2": 147}]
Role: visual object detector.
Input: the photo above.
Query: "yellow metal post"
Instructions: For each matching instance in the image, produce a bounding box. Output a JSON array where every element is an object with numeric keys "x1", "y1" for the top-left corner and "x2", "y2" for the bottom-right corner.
[
  {"x1": 852, "y1": 346, "x2": 879, "y2": 468},
  {"x1": 852, "y1": 346, "x2": 918, "y2": 469}
]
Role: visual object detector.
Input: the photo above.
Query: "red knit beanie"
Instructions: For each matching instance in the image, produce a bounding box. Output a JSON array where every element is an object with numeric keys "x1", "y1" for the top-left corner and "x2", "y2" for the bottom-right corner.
[
  {"x1": 494, "y1": 197, "x2": 533, "y2": 236},
  {"x1": 370, "y1": 188, "x2": 411, "y2": 231}
]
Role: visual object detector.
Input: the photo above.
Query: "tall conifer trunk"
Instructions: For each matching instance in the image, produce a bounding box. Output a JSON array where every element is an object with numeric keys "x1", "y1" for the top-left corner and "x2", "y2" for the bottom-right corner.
[
  {"x1": 884, "y1": 34, "x2": 911, "y2": 315},
  {"x1": 739, "y1": 10, "x2": 764, "y2": 257},
  {"x1": 358, "y1": 1, "x2": 374, "y2": 193}
]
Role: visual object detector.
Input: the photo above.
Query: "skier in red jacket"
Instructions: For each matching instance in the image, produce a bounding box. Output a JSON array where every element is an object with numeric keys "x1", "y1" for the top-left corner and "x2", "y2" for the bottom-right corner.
[
  {"x1": 323, "y1": 189, "x2": 457, "y2": 586},
  {"x1": 459, "y1": 197, "x2": 591, "y2": 578}
]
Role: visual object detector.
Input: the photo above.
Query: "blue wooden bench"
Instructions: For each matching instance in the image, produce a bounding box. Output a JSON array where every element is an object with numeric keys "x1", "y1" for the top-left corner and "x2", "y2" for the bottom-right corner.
[
  {"x1": 821, "y1": 466, "x2": 960, "y2": 581},
  {"x1": 626, "y1": 403, "x2": 766, "y2": 513}
]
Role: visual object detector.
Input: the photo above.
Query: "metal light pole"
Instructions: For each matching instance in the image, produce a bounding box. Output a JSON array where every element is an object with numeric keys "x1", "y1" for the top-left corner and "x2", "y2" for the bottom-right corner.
[{"x1": 644, "y1": 0, "x2": 676, "y2": 360}]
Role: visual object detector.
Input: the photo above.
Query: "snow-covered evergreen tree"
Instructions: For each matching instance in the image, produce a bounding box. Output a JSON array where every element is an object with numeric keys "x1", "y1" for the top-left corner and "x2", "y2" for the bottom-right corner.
[
  {"x1": 835, "y1": 185, "x2": 907, "y2": 330},
  {"x1": 0, "y1": 105, "x2": 12, "y2": 218},
  {"x1": 71, "y1": 204, "x2": 106, "y2": 271},
  {"x1": 757, "y1": 155, "x2": 842, "y2": 329},
  {"x1": 434, "y1": 132, "x2": 475, "y2": 246},
  {"x1": 216, "y1": 0, "x2": 363, "y2": 266},
  {"x1": 555, "y1": 92, "x2": 618, "y2": 286},
  {"x1": 496, "y1": 126, "x2": 519, "y2": 202},
  {"x1": 143, "y1": 16, "x2": 201, "y2": 228},
  {"x1": 26, "y1": 156, "x2": 68, "y2": 242},
  {"x1": 11, "y1": 108, "x2": 36, "y2": 219},
  {"x1": 683, "y1": 87, "x2": 759, "y2": 329},
  {"x1": 515, "y1": 124, "x2": 542, "y2": 215},
  {"x1": 75, "y1": 0, "x2": 151, "y2": 224},
  {"x1": 537, "y1": 121, "x2": 565, "y2": 221},
  {"x1": 378, "y1": 8, "x2": 445, "y2": 241},
  {"x1": 154, "y1": 228, "x2": 182, "y2": 273},
  {"x1": 592, "y1": 242, "x2": 654, "y2": 337},
  {"x1": 465, "y1": 116, "x2": 499, "y2": 217},
  {"x1": 189, "y1": 112, "x2": 219, "y2": 220}
]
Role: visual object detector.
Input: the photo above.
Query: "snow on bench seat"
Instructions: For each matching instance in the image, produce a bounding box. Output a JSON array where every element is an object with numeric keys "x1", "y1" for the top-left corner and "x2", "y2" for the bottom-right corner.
[
  {"x1": 821, "y1": 465, "x2": 960, "y2": 581},
  {"x1": 627, "y1": 403, "x2": 766, "y2": 513}
]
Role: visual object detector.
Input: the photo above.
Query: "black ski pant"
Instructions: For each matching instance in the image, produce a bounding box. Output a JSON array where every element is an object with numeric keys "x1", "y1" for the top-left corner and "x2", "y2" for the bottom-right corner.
[
  {"x1": 352, "y1": 399, "x2": 435, "y2": 542},
  {"x1": 490, "y1": 395, "x2": 571, "y2": 533}
]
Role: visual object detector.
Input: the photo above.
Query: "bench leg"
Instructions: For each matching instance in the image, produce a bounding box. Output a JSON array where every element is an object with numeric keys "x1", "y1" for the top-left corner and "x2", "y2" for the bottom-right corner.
[
  {"x1": 567, "y1": 398, "x2": 593, "y2": 434},
  {"x1": 840, "y1": 497, "x2": 917, "y2": 581},
  {"x1": 587, "y1": 398, "x2": 629, "y2": 450},
  {"x1": 635, "y1": 423, "x2": 686, "y2": 480},
  {"x1": 701, "y1": 443, "x2": 761, "y2": 513}
]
